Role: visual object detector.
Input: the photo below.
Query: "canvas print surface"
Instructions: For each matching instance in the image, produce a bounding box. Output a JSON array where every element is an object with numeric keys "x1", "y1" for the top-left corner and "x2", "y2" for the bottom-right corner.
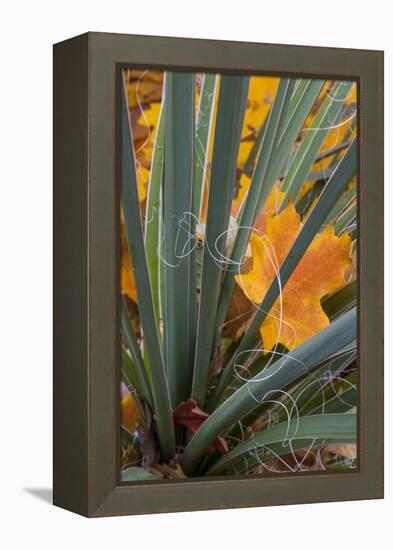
[{"x1": 119, "y1": 69, "x2": 357, "y2": 481}]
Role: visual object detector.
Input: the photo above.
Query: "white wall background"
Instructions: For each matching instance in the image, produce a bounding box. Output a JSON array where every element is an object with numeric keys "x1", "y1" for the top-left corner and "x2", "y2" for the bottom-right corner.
[{"x1": 0, "y1": 1, "x2": 391, "y2": 547}]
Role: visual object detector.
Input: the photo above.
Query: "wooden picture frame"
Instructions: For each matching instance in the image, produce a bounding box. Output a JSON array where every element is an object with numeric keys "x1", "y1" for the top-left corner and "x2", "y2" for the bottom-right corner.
[{"x1": 53, "y1": 32, "x2": 383, "y2": 517}]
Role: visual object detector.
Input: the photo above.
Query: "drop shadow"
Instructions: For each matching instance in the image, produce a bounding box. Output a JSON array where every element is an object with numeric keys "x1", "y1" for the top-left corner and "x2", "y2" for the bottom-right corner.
[{"x1": 24, "y1": 488, "x2": 53, "y2": 504}]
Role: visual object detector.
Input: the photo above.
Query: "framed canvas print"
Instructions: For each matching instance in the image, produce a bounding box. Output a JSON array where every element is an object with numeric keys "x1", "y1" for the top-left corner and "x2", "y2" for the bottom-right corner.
[{"x1": 53, "y1": 32, "x2": 383, "y2": 517}]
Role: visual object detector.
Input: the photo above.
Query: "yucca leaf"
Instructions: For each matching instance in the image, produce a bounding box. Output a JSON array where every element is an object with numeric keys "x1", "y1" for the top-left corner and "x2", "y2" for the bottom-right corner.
[
  {"x1": 194, "y1": 73, "x2": 217, "y2": 219},
  {"x1": 209, "y1": 139, "x2": 357, "y2": 408},
  {"x1": 121, "y1": 301, "x2": 151, "y2": 404},
  {"x1": 334, "y1": 202, "x2": 356, "y2": 235},
  {"x1": 144, "y1": 87, "x2": 165, "y2": 321},
  {"x1": 258, "y1": 80, "x2": 324, "y2": 214},
  {"x1": 295, "y1": 179, "x2": 325, "y2": 216},
  {"x1": 191, "y1": 75, "x2": 250, "y2": 406},
  {"x1": 206, "y1": 413, "x2": 356, "y2": 475},
  {"x1": 163, "y1": 72, "x2": 197, "y2": 407},
  {"x1": 181, "y1": 307, "x2": 356, "y2": 475},
  {"x1": 294, "y1": 350, "x2": 356, "y2": 415},
  {"x1": 314, "y1": 140, "x2": 351, "y2": 163},
  {"x1": 322, "y1": 281, "x2": 357, "y2": 320},
  {"x1": 281, "y1": 81, "x2": 354, "y2": 203},
  {"x1": 225, "y1": 347, "x2": 356, "y2": 443},
  {"x1": 215, "y1": 78, "x2": 294, "y2": 339},
  {"x1": 243, "y1": 79, "x2": 309, "y2": 176},
  {"x1": 303, "y1": 372, "x2": 357, "y2": 416},
  {"x1": 323, "y1": 185, "x2": 356, "y2": 227},
  {"x1": 120, "y1": 77, "x2": 175, "y2": 461}
]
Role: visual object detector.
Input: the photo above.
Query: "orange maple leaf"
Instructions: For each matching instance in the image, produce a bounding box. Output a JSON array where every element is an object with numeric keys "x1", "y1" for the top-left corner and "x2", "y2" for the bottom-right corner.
[{"x1": 235, "y1": 203, "x2": 352, "y2": 351}]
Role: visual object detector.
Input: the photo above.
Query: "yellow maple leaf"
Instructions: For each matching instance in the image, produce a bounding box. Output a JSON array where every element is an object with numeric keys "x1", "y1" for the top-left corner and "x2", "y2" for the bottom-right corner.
[{"x1": 235, "y1": 203, "x2": 352, "y2": 351}]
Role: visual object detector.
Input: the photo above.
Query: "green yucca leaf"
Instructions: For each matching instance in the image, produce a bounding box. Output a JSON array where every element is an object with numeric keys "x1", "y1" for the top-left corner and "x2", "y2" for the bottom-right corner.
[
  {"x1": 303, "y1": 372, "x2": 357, "y2": 416},
  {"x1": 255, "y1": 79, "x2": 324, "y2": 217},
  {"x1": 163, "y1": 72, "x2": 197, "y2": 407},
  {"x1": 209, "y1": 139, "x2": 357, "y2": 408},
  {"x1": 243, "y1": 348, "x2": 356, "y2": 431},
  {"x1": 120, "y1": 78, "x2": 175, "y2": 461},
  {"x1": 323, "y1": 185, "x2": 356, "y2": 227},
  {"x1": 121, "y1": 300, "x2": 151, "y2": 404},
  {"x1": 281, "y1": 81, "x2": 354, "y2": 203},
  {"x1": 322, "y1": 281, "x2": 356, "y2": 320},
  {"x1": 225, "y1": 347, "x2": 356, "y2": 443},
  {"x1": 194, "y1": 73, "x2": 217, "y2": 219},
  {"x1": 145, "y1": 88, "x2": 165, "y2": 321},
  {"x1": 334, "y1": 202, "x2": 356, "y2": 235},
  {"x1": 243, "y1": 79, "x2": 311, "y2": 177},
  {"x1": 295, "y1": 350, "x2": 356, "y2": 415},
  {"x1": 295, "y1": 180, "x2": 325, "y2": 216},
  {"x1": 192, "y1": 75, "x2": 250, "y2": 406},
  {"x1": 181, "y1": 307, "x2": 356, "y2": 475},
  {"x1": 215, "y1": 78, "x2": 293, "y2": 341},
  {"x1": 121, "y1": 346, "x2": 148, "y2": 421},
  {"x1": 314, "y1": 139, "x2": 352, "y2": 163},
  {"x1": 206, "y1": 413, "x2": 356, "y2": 475}
]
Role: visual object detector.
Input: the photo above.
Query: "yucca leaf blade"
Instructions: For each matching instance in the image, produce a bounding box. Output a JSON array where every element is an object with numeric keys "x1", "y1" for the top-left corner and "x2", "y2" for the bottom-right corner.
[
  {"x1": 334, "y1": 202, "x2": 356, "y2": 235},
  {"x1": 215, "y1": 78, "x2": 293, "y2": 338},
  {"x1": 163, "y1": 72, "x2": 197, "y2": 407},
  {"x1": 281, "y1": 81, "x2": 354, "y2": 203},
  {"x1": 120, "y1": 77, "x2": 175, "y2": 461},
  {"x1": 191, "y1": 75, "x2": 250, "y2": 406},
  {"x1": 145, "y1": 90, "x2": 165, "y2": 321},
  {"x1": 181, "y1": 307, "x2": 356, "y2": 474},
  {"x1": 322, "y1": 281, "x2": 356, "y2": 320},
  {"x1": 194, "y1": 73, "x2": 217, "y2": 219},
  {"x1": 207, "y1": 413, "x2": 356, "y2": 475},
  {"x1": 121, "y1": 299, "x2": 152, "y2": 403}
]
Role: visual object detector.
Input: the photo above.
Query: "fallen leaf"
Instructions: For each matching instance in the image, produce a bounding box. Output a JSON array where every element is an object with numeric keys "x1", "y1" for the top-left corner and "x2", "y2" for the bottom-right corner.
[
  {"x1": 232, "y1": 179, "x2": 284, "y2": 233},
  {"x1": 235, "y1": 203, "x2": 352, "y2": 351},
  {"x1": 120, "y1": 394, "x2": 139, "y2": 432},
  {"x1": 253, "y1": 183, "x2": 285, "y2": 234},
  {"x1": 173, "y1": 399, "x2": 228, "y2": 454},
  {"x1": 221, "y1": 283, "x2": 254, "y2": 340},
  {"x1": 136, "y1": 102, "x2": 161, "y2": 147},
  {"x1": 136, "y1": 164, "x2": 149, "y2": 202},
  {"x1": 127, "y1": 72, "x2": 163, "y2": 107},
  {"x1": 247, "y1": 76, "x2": 279, "y2": 111},
  {"x1": 323, "y1": 443, "x2": 356, "y2": 461},
  {"x1": 149, "y1": 463, "x2": 187, "y2": 479},
  {"x1": 121, "y1": 222, "x2": 137, "y2": 303},
  {"x1": 237, "y1": 140, "x2": 254, "y2": 168}
]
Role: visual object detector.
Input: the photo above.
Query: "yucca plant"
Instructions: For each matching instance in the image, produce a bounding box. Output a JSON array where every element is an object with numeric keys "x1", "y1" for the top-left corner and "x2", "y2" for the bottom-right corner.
[{"x1": 120, "y1": 69, "x2": 357, "y2": 481}]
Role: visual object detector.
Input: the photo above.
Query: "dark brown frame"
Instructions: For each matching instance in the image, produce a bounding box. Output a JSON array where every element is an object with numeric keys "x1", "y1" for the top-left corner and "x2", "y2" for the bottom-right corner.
[{"x1": 53, "y1": 32, "x2": 384, "y2": 517}]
